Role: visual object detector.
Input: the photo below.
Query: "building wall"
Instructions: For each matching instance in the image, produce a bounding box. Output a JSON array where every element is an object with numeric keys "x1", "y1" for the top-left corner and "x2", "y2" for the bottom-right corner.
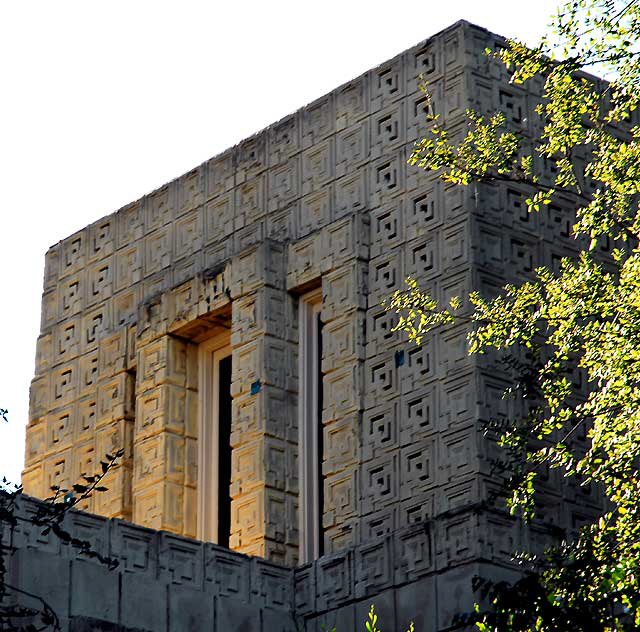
[
  {"x1": 5, "y1": 495, "x2": 515, "y2": 632},
  {"x1": 23, "y1": 17, "x2": 605, "y2": 609},
  {"x1": 6, "y1": 496, "x2": 296, "y2": 632}
]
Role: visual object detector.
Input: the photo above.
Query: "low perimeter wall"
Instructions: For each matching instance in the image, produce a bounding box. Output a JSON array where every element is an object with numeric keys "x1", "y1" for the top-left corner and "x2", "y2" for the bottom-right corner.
[{"x1": 4, "y1": 496, "x2": 518, "y2": 631}]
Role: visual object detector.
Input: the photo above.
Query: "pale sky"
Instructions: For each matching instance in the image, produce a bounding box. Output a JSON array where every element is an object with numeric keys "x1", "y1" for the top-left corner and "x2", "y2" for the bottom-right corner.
[{"x1": 0, "y1": 0, "x2": 561, "y2": 484}]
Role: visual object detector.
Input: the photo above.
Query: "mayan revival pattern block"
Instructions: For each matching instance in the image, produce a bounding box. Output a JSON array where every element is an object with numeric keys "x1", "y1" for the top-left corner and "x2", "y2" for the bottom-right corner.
[{"x1": 24, "y1": 21, "x2": 608, "y2": 626}]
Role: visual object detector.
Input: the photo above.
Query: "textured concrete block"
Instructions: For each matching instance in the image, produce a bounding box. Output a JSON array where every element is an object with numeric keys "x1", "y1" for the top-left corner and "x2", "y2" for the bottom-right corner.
[
  {"x1": 436, "y1": 565, "x2": 477, "y2": 630},
  {"x1": 96, "y1": 373, "x2": 135, "y2": 425},
  {"x1": 335, "y1": 168, "x2": 368, "y2": 219},
  {"x1": 262, "y1": 607, "x2": 297, "y2": 632},
  {"x1": 268, "y1": 158, "x2": 299, "y2": 212},
  {"x1": 395, "y1": 576, "x2": 437, "y2": 632},
  {"x1": 121, "y1": 572, "x2": 167, "y2": 632},
  {"x1": 158, "y1": 533, "x2": 204, "y2": 588},
  {"x1": 252, "y1": 558, "x2": 293, "y2": 610},
  {"x1": 87, "y1": 258, "x2": 113, "y2": 307},
  {"x1": 8, "y1": 548, "x2": 71, "y2": 619},
  {"x1": 205, "y1": 150, "x2": 234, "y2": 200},
  {"x1": 316, "y1": 551, "x2": 352, "y2": 611},
  {"x1": 368, "y1": 252, "x2": 402, "y2": 307},
  {"x1": 41, "y1": 290, "x2": 58, "y2": 330},
  {"x1": 336, "y1": 75, "x2": 368, "y2": 130},
  {"x1": 308, "y1": 604, "x2": 355, "y2": 632},
  {"x1": 24, "y1": 421, "x2": 47, "y2": 467},
  {"x1": 143, "y1": 228, "x2": 173, "y2": 277},
  {"x1": 20, "y1": 463, "x2": 45, "y2": 499},
  {"x1": 70, "y1": 560, "x2": 119, "y2": 622},
  {"x1": 66, "y1": 510, "x2": 110, "y2": 561},
  {"x1": 110, "y1": 519, "x2": 158, "y2": 576},
  {"x1": 322, "y1": 363, "x2": 363, "y2": 423},
  {"x1": 268, "y1": 114, "x2": 299, "y2": 166},
  {"x1": 216, "y1": 597, "x2": 261, "y2": 632},
  {"x1": 286, "y1": 233, "x2": 323, "y2": 290},
  {"x1": 115, "y1": 200, "x2": 143, "y2": 249},
  {"x1": 364, "y1": 352, "x2": 398, "y2": 409},
  {"x1": 168, "y1": 586, "x2": 214, "y2": 632},
  {"x1": 362, "y1": 402, "x2": 397, "y2": 461},
  {"x1": 394, "y1": 523, "x2": 434, "y2": 583},
  {"x1": 231, "y1": 436, "x2": 285, "y2": 497},
  {"x1": 176, "y1": 168, "x2": 204, "y2": 216},
  {"x1": 294, "y1": 564, "x2": 315, "y2": 616},
  {"x1": 44, "y1": 407, "x2": 73, "y2": 454},
  {"x1": 205, "y1": 543, "x2": 251, "y2": 599},
  {"x1": 399, "y1": 438, "x2": 436, "y2": 499},
  {"x1": 361, "y1": 454, "x2": 398, "y2": 515},
  {"x1": 322, "y1": 261, "x2": 368, "y2": 322},
  {"x1": 323, "y1": 414, "x2": 360, "y2": 475},
  {"x1": 44, "y1": 449, "x2": 73, "y2": 497},
  {"x1": 365, "y1": 306, "x2": 402, "y2": 356},
  {"x1": 324, "y1": 518, "x2": 360, "y2": 554},
  {"x1": 302, "y1": 95, "x2": 334, "y2": 148},
  {"x1": 61, "y1": 230, "x2": 87, "y2": 276},
  {"x1": 400, "y1": 386, "x2": 437, "y2": 445},
  {"x1": 354, "y1": 537, "x2": 393, "y2": 598},
  {"x1": 302, "y1": 140, "x2": 334, "y2": 196},
  {"x1": 323, "y1": 468, "x2": 359, "y2": 528},
  {"x1": 336, "y1": 121, "x2": 368, "y2": 178},
  {"x1": 370, "y1": 152, "x2": 404, "y2": 207}
]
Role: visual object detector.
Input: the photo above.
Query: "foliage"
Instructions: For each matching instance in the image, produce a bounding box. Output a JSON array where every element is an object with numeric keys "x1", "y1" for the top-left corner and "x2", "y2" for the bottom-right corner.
[
  {"x1": 363, "y1": 604, "x2": 414, "y2": 632},
  {"x1": 0, "y1": 411, "x2": 123, "y2": 631},
  {"x1": 388, "y1": 0, "x2": 640, "y2": 629},
  {"x1": 319, "y1": 604, "x2": 414, "y2": 632}
]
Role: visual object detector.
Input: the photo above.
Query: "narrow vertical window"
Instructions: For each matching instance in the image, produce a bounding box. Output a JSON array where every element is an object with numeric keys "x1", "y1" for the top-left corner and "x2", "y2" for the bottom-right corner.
[
  {"x1": 299, "y1": 289, "x2": 324, "y2": 562},
  {"x1": 198, "y1": 337, "x2": 232, "y2": 545},
  {"x1": 216, "y1": 354, "x2": 232, "y2": 546}
]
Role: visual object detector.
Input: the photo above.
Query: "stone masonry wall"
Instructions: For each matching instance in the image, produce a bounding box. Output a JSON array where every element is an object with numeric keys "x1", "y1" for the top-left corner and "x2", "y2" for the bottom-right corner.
[
  {"x1": 5, "y1": 496, "x2": 516, "y2": 632},
  {"x1": 22, "y1": 17, "x2": 610, "y2": 615},
  {"x1": 24, "y1": 20, "x2": 489, "y2": 568}
]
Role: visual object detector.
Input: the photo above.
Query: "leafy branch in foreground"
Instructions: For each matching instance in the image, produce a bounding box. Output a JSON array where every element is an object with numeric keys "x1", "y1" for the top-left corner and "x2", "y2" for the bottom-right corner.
[
  {"x1": 390, "y1": 0, "x2": 640, "y2": 629},
  {"x1": 0, "y1": 415, "x2": 123, "y2": 632},
  {"x1": 33, "y1": 449, "x2": 124, "y2": 567}
]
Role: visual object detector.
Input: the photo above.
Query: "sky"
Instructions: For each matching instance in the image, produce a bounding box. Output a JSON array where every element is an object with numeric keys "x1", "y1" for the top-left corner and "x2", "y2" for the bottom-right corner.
[{"x1": 0, "y1": 0, "x2": 562, "y2": 484}]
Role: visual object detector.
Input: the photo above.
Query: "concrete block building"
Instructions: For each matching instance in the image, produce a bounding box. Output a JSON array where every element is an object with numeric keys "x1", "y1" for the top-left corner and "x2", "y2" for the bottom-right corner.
[{"x1": 14, "y1": 19, "x2": 605, "y2": 631}]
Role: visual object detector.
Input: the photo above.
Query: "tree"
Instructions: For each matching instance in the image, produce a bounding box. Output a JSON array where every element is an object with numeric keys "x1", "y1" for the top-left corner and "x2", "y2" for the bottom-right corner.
[
  {"x1": 388, "y1": 1, "x2": 640, "y2": 629},
  {"x1": 0, "y1": 411, "x2": 123, "y2": 631}
]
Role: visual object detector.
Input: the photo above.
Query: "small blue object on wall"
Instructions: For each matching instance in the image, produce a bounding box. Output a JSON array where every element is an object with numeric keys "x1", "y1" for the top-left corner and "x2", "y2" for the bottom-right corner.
[
  {"x1": 395, "y1": 350, "x2": 405, "y2": 368},
  {"x1": 251, "y1": 380, "x2": 261, "y2": 395}
]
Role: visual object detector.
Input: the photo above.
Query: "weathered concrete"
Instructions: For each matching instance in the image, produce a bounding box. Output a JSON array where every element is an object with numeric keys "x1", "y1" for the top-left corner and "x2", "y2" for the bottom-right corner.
[
  {"x1": 19, "y1": 17, "x2": 614, "y2": 630},
  {"x1": 5, "y1": 496, "x2": 520, "y2": 631}
]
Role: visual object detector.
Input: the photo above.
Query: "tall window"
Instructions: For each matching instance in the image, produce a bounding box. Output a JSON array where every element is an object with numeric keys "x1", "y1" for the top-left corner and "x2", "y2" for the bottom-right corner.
[
  {"x1": 299, "y1": 289, "x2": 324, "y2": 563},
  {"x1": 198, "y1": 336, "x2": 232, "y2": 546}
]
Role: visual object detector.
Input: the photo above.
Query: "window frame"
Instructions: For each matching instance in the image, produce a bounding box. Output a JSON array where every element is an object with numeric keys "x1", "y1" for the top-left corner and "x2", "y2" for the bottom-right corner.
[
  {"x1": 197, "y1": 336, "x2": 232, "y2": 544},
  {"x1": 298, "y1": 288, "x2": 323, "y2": 563}
]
